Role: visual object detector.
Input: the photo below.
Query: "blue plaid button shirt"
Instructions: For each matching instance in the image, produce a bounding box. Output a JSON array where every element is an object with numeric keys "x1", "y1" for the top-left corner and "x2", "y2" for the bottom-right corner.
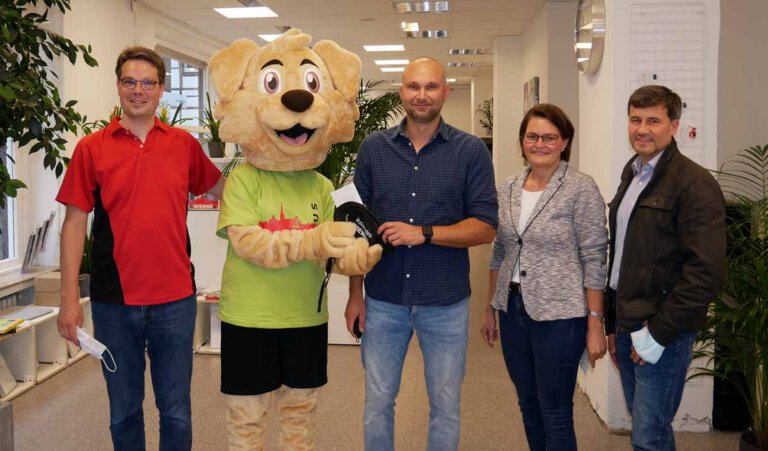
[{"x1": 354, "y1": 118, "x2": 498, "y2": 306}]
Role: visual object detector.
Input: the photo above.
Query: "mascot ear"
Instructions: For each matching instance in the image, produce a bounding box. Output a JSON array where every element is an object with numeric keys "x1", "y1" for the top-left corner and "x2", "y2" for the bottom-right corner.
[
  {"x1": 313, "y1": 40, "x2": 361, "y2": 104},
  {"x1": 209, "y1": 38, "x2": 260, "y2": 103}
]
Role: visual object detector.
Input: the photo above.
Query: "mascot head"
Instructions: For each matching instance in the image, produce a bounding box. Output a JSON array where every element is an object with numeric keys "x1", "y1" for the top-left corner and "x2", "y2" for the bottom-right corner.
[{"x1": 209, "y1": 29, "x2": 361, "y2": 171}]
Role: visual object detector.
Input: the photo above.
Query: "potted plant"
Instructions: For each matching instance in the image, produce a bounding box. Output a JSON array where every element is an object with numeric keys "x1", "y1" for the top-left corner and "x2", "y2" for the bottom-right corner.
[
  {"x1": 157, "y1": 100, "x2": 189, "y2": 127},
  {"x1": 0, "y1": 0, "x2": 98, "y2": 208},
  {"x1": 692, "y1": 144, "x2": 768, "y2": 450},
  {"x1": 317, "y1": 80, "x2": 404, "y2": 188},
  {"x1": 476, "y1": 98, "x2": 493, "y2": 136},
  {"x1": 202, "y1": 93, "x2": 225, "y2": 158}
]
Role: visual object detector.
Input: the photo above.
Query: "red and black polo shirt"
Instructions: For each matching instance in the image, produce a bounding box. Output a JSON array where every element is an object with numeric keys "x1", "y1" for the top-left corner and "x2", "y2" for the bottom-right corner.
[{"x1": 57, "y1": 117, "x2": 221, "y2": 306}]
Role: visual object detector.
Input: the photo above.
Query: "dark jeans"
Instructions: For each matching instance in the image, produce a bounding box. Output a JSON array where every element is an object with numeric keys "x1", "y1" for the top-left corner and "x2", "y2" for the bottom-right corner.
[
  {"x1": 616, "y1": 329, "x2": 696, "y2": 451},
  {"x1": 498, "y1": 291, "x2": 586, "y2": 451},
  {"x1": 92, "y1": 295, "x2": 197, "y2": 451}
]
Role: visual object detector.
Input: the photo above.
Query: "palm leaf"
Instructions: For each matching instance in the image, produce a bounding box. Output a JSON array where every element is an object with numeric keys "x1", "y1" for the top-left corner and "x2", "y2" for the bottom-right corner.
[{"x1": 317, "y1": 80, "x2": 403, "y2": 188}]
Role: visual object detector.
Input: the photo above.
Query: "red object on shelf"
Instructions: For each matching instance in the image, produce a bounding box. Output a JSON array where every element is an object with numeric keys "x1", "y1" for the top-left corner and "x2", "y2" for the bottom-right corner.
[{"x1": 188, "y1": 197, "x2": 220, "y2": 210}]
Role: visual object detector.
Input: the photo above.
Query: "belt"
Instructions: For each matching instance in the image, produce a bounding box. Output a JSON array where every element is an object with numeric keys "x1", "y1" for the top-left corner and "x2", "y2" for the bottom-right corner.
[{"x1": 509, "y1": 281, "x2": 521, "y2": 294}]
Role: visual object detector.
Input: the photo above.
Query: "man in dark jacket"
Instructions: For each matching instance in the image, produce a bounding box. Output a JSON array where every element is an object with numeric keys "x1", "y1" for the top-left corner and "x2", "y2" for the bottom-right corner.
[{"x1": 606, "y1": 85, "x2": 725, "y2": 451}]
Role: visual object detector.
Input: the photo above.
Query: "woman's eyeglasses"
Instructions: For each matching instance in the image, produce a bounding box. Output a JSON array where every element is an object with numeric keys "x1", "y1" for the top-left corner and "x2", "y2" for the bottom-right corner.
[{"x1": 522, "y1": 133, "x2": 561, "y2": 145}]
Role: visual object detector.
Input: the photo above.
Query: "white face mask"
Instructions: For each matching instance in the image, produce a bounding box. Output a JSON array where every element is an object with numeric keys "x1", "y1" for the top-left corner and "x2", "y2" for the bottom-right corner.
[{"x1": 77, "y1": 327, "x2": 117, "y2": 373}]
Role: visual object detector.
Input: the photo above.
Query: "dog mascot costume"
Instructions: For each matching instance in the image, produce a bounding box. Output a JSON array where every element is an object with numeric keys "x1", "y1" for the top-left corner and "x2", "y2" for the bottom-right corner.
[{"x1": 210, "y1": 29, "x2": 381, "y2": 450}]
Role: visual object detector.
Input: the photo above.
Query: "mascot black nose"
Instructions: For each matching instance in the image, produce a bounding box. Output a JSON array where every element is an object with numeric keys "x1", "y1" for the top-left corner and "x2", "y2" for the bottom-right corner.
[{"x1": 281, "y1": 90, "x2": 315, "y2": 113}]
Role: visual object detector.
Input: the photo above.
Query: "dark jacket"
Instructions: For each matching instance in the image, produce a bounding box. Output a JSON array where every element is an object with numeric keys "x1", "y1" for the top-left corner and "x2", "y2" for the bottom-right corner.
[{"x1": 605, "y1": 139, "x2": 726, "y2": 346}]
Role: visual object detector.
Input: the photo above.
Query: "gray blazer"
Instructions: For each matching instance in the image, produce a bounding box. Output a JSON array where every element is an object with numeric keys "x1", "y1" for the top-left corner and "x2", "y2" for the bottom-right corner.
[{"x1": 490, "y1": 161, "x2": 608, "y2": 321}]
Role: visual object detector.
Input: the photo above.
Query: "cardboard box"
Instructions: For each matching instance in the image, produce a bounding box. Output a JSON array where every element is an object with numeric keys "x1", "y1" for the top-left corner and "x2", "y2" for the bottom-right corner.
[{"x1": 34, "y1": 272, "x2": 63, "y2": 307}]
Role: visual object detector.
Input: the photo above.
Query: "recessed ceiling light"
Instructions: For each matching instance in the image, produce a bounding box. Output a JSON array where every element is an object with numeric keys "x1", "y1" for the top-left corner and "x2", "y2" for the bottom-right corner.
[
  {"x1": 214, "y1": 7, "x2": 278, "y2": 19},
  {"x1": 449, "y1": 48, "x2": 490, "y2": 55},
  {"x1": 393, "y1": 2, "x2": 413, "y2": 13},
  {"x1": 381, "y1": 67, "x2": 405, "y2": 72},
  {"x1": 401, "y1": 22, "x2": 419, "y2": 32},
  {"x1": 258, "y1": 34, "x2": 281, "y2": 42},
  {"x1": 447, "y1": 62, "x2": 475, "y2": 67},
  {"x1": 375, "y1": 59, "x2": 410, "y2": 65},
  {"x1": 393, "y1": 1, "x2": 451, "y2": 13},
  {"x1": 364, "y1": 45, "x2": 406, "y2": 52},
  {"x1": 405, "y1": 30, "x2": 448, "y2": 39},
  {"x1": 446, "y1": 78, "x2": 456, "y2": 82}
]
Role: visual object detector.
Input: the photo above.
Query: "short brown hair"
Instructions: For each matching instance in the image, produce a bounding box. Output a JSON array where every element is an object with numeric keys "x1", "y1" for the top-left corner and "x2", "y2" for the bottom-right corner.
[
  {"x1": 115, "y1": 46, "x2": 166, "y2": 84},
  {"x1": 627, "y1": 85, "x2": 682, "y2": 121},
  {"x1": 518, "y1": 103, "x2": 574, "y2": 162}
]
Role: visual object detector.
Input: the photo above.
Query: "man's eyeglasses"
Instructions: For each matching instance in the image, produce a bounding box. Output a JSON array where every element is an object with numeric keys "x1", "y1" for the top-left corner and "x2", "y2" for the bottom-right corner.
[
  {"x1": 120, "y1": 78, "x2": 160, "y2": 90},
  {"x1": 523, "y1": 133, "x2": 561, "y2": 145}
]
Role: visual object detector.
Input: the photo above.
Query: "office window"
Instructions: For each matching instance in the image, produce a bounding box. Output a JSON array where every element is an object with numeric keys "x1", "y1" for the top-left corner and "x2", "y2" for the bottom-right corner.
[
  {"x1": 160, "y1": 53, "x2": 205, "y2": 130},
  {"x1": 1, "y1": 138, "x2": 16, "y2": 262}
]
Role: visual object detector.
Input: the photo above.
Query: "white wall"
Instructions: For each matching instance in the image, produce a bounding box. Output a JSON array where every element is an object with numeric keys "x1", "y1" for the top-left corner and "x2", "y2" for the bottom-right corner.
[
  {"x1": 441, "y1": 85, "x2": 472, "y2": 134},
  {"x1": 493, "y1": 36, "x2": 524, "y2": 183},
  {"x1": 718, "y1": 0, "x2": 768, "y2": 164}
]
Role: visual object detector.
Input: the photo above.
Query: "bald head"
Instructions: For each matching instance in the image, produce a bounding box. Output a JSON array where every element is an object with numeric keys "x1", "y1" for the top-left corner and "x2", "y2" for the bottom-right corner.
[{"x1": 402, "y1": 57, "x2": 446, "y2": 85}]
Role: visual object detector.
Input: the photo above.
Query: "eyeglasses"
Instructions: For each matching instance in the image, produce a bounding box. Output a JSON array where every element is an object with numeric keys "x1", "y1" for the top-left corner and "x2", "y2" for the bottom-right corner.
[
  {"x1": 120, "y1": 78, "x2": 160, "y2": 90},
  {"x1": 523, "y1": 133, "x2": 561, "y2": 145}
]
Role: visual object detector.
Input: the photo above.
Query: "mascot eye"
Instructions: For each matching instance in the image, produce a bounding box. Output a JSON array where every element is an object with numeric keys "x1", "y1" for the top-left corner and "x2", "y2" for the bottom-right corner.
[
  {"x1": 259, "y1": 69, "x2": 281, "y2": 94},
  {"x1": 304, "y1": 70, "x2": 321, "y2": 92}
]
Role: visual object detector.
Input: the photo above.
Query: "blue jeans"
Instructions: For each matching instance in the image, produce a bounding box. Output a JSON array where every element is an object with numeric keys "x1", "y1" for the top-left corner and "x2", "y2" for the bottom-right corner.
[
  {"x1": 361, "y1": 296, "x2": 469, "y2": 451},
  {"x1": 92, "y1": 295, "x2": 197, "y2": 451},
  {"x1": 498, "y1": 291, "x2": 586, "y2": 451},
  {"x1": 616, "y1": 329, "x2": 696, "y2": 451}
]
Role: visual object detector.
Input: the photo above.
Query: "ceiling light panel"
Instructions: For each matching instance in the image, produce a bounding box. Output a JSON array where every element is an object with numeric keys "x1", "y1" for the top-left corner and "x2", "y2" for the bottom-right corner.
[
  {"x1": 449, "y1": 48, "x2": 491, "y2": 55},
  {"x1": 381, "y1": 67, "x2": 406, "y2": 72},
  {"x1": 401, "y1": 21, "x2": 420, "y2": 32},
  {"x1": 375, "y1": 59, "x2": 410, "y2": 65},
  {"x1": 405, "y1": 30, "x2": 448, "y2": 39},
  {"x1": 214, "y1": 7, "x2": 278, "y2": 19},
  {"x1": 258, "y1": 34, "x2": 281, "y2": 42},
  {"x1": 364, "y1": 45, "x2": 406, "y2": 52},
  {"x1": 392, "y1": 1, "x2": 451, "y2": 13}
]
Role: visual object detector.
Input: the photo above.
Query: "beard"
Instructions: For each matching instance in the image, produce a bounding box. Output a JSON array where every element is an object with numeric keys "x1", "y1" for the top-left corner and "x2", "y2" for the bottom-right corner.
[{"x1": 405, "y1": 102, "x2": 441, "y2": 124}]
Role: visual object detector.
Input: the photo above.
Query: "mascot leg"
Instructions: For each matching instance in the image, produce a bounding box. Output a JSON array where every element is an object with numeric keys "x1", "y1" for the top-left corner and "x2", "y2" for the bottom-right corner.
[
  {"x1": 276, "y1": 386, "x2": 320, "y2": 450},
  {"x1": 225, "y1": 391, "x2": 275, "y2": 450}
]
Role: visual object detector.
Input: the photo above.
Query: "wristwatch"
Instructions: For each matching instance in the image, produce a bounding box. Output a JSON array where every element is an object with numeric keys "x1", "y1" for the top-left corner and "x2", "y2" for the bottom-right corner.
[
  {"x1": 422, "y1": 225, "x2": 433, "y2": 245},
  {"x1": 588, "y1": 310, "x2": 605, "y2": 322}
]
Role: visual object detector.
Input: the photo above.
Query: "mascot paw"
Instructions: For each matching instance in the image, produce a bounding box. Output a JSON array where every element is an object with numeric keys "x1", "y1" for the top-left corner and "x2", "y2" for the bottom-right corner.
[
  {"x1": 314, "y1": 221, "x2": 357, "y2": 259},
  {"x1": 335, "y1": 238, "x2": 382, "y2": 275}
]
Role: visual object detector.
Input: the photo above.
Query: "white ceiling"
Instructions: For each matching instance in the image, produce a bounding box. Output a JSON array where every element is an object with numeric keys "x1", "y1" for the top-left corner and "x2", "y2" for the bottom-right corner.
[{"x1": 140, "y1": 0, "x2": 572, "y2": 85}]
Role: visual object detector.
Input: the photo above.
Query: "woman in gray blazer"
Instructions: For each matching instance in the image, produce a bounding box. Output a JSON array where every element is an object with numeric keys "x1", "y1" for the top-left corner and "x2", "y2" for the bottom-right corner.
[{"x1": 481, "y1": 104, "x2": 608, "y2": 451}]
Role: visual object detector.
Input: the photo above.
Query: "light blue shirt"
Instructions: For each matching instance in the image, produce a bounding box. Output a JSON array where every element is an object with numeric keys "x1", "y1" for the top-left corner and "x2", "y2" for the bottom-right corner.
[{"x1": 609, "y1": 151, "x2": 664, "y2": 290}]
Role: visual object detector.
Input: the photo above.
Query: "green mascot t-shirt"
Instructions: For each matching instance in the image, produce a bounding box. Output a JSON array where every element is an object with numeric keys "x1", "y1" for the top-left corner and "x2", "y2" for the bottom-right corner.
[{"x1": 216, "y1": 164, "x2": 335, "y2": 328}]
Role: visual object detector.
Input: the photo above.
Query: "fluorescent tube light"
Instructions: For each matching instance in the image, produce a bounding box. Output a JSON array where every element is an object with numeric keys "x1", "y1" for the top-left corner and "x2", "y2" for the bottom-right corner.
[
  {"x1": 364, "y1": 45, "x2": 406, "y2": 52},
  {"x1": 375, "y1": 59, "x2": 410, "y2": 65},
  {"x1": 258, "y1": 34, "x2": 281, "y2": 42},
  {"x1": 214, "y1": 7, "x2": 278, "y2": 19}
]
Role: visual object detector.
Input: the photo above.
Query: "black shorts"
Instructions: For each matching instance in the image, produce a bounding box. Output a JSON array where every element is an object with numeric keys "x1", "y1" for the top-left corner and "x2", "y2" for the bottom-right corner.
[{"x1": 220, "y1": 321, "x2": 328, "y2": 396}]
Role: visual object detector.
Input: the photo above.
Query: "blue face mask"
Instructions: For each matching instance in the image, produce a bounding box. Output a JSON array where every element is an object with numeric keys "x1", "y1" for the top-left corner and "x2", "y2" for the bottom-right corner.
[{"x1": 630, "y1": 327, "x2": 665, "y2": 364}]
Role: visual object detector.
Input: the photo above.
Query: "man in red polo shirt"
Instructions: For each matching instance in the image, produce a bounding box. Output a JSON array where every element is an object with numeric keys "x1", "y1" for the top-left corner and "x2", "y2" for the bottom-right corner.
[{"x1": 56, "y1": 47, "x2": 224, "y2": 451}]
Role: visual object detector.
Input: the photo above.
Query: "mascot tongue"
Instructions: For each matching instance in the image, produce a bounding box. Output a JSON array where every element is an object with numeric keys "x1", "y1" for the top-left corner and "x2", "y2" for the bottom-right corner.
[{"x1": 280, "y1": 132, "x2": 309, "y2": 146}]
